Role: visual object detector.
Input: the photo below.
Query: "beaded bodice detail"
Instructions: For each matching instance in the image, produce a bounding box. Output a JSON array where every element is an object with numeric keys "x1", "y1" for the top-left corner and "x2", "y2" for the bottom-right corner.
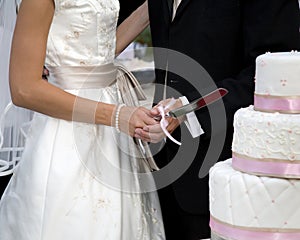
[{"x1": 45, "y1": 0, "x2": 120, "y2": 67}]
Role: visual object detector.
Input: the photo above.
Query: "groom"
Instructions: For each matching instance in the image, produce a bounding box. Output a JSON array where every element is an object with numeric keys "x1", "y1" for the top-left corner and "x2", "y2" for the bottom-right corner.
[{"x1": 140, "y1": 0, "x2": 300, "y2": 239}]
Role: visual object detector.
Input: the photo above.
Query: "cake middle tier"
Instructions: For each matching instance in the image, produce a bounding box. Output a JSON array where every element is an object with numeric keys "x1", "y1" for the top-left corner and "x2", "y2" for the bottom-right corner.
[
  {"x1": 209, "y1": 159, "x2": 300, "y2": 240},
  {"x1": 232, "y1": 106, "x2": 300, "y2": 178}
]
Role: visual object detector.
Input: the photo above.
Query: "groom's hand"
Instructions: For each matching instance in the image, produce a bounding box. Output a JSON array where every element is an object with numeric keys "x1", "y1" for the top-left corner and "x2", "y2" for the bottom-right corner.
[{"x1": 134, "y1": 98, "x2": 184, "y2": 143}]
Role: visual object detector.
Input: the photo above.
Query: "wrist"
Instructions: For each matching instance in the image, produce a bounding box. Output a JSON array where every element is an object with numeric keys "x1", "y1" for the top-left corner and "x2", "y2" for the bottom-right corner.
[
  {"x1": 94, "y1": 102, "x2": 115, "y2": 126},
  {"x1": 114, "y1": 103, "x2": 126, "y2": 133}
]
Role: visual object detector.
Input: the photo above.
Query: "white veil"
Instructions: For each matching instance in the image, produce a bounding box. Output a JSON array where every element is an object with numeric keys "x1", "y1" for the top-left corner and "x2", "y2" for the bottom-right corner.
[{"x1": 0, "y1": 0, "x2": 32, "y2": 176}]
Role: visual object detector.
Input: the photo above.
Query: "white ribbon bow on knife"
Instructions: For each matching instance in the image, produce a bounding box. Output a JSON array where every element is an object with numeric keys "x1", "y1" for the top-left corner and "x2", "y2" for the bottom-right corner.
[{"x1": 157, "y1": 98, "x2": 182, "y2": 145}]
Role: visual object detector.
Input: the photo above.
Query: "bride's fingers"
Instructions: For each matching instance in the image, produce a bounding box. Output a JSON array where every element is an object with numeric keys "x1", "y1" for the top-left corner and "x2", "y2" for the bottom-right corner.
[
  {"x1": 148, "y1": 131, "x2": 165, "y2": 143},
  {"x1": 139, "y1": 108, "x2": 159, "y2": 125},
  {"x1": 134, "y1": 133, "x2": 152, "y2": 142},
  {"x1": 119, "y1": 106, "x2": 163, "y2": 137},
  {"x1": 135, "y1": 131, "x2": 164, "y2": 143},
  {"x1": 143, "y1": 124, "x2": 163, "y2": 133},
  {"x1": 143, "y1": 115, "x2": 158, "y2": 126},
  {"x1": 135, "y1": 125, "x2": 166, "y2": 143}
]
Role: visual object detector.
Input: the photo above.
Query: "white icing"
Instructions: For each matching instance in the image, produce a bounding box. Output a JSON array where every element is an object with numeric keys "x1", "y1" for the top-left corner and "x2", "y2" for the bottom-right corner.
[
  {"x1": 209, "y1": 52, "x2": 300, "y2": 236},
  {"x1": 209, "y1": 160, "x2": 300, "y2": 229},
  {"x1": 232, "y1": 106, "x2": 300, "y2": 161},
  {"x1": 255, "y1": 52, "x2": 300, "y2": 96}
]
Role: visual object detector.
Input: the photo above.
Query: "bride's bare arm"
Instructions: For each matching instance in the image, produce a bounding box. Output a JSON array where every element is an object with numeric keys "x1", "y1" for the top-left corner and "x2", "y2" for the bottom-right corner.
[
  {"x1": 10, "y1": 0, "x2": 156, "y2": 135},
  {"x1": 115, "y1": 1, "x2": 149, "y2": 55}
]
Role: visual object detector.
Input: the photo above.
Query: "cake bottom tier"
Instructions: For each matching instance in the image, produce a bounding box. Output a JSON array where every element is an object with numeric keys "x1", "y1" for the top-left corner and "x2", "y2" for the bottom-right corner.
[{"x1": 209, "y1": 159, "x2": 300, "y2": 240}]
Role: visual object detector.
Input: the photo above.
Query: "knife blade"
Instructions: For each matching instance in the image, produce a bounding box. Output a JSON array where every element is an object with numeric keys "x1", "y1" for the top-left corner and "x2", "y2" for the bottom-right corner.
[{"x1": 168, "y1": 88, "x2": 228, "y2": 118}]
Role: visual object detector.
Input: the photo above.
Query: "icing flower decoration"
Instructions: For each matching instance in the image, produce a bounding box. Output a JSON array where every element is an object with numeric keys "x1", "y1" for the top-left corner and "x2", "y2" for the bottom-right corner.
[
  {"x1": 259, "y1": 60, "x2": 267, "y2": 67},
  {"x1": 280, "y1": 79, "x2": 287, "y2": 86}
]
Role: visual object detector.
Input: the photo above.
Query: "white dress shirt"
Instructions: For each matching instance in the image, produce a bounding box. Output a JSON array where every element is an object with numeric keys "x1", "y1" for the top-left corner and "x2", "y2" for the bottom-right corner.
[{"x1": 172, "y1": 0, "x2": 182, "y2": 20}]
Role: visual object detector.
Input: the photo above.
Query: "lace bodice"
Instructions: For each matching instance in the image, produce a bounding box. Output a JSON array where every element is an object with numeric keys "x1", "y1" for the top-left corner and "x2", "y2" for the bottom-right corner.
[{"x1": 45, "y1": 0, "x2": 120, "y2": 68}]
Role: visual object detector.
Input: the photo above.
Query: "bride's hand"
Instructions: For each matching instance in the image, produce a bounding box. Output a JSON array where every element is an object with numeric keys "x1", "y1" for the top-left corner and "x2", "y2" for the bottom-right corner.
[
  {"x1": 116, "y1": 106, "x2": 158, "y2": 137},
  {"x1": 134, "y1": 98, "x2": 184, "y2": 143}
]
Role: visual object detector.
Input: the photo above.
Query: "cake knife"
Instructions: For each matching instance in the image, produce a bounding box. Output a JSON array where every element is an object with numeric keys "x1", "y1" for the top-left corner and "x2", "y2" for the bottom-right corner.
[{"x1": 168, "y1": 88, "x2": 228, "y2": 118}]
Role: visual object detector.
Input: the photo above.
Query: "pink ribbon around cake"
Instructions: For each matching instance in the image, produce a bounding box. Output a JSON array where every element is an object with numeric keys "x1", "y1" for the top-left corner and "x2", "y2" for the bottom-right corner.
[
  {"x1": 210, "y1": 216, "x2": 300, "y2": 240},
  {"x1": 254, "y1": 94, "x2": 300, "y2": 113},
  {"x1": 232, "y1": 153, "x2": 300, "y2": 178}
]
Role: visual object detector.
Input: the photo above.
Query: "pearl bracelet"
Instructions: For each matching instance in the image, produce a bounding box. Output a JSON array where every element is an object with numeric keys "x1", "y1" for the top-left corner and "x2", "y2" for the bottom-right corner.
[{"x1": 115, "y1": 103, "x2": 125, "y2": 133}]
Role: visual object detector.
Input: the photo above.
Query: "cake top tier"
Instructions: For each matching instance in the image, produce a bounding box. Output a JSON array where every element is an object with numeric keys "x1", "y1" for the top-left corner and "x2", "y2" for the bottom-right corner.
[
  {"x1": 254, "y1": 51, "x2": 300, "y2": 113},
  {"x1": 255, "y1": 51, "x2": 300, "y2": 96},
  {"x1": 257, "y1": 51, "x2": 300, "y2": 61}
]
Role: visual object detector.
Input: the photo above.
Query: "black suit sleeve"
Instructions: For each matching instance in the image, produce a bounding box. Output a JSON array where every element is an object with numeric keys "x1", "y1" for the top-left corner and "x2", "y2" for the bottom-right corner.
[{"x1": 194, "y1": 0, "x2": 300, "y2": 139}]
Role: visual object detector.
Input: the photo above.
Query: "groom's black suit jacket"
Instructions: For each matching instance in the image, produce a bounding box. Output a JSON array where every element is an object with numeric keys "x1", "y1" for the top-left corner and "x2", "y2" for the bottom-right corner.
[{"x1": 148, "y1": 0, "x2": 300, "y2": 215}]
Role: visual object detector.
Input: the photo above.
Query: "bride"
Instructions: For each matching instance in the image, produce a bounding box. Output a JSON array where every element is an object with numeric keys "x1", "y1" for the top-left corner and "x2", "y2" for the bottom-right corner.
[{"x1": 0, "y1": 0, "x2": 165, "y2": 239}]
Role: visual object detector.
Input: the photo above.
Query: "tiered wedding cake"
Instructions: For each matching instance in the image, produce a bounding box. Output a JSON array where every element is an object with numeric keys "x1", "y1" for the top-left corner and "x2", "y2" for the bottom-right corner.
[{"x1": 209, "y1": 51, "x2": 300, "y2": 240}]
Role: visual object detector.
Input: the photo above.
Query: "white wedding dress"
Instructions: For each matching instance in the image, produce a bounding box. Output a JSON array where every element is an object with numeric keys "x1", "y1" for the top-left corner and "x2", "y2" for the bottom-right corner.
[{"x1": 0, "y1": 0, "x2": 165, "y2": 239}]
